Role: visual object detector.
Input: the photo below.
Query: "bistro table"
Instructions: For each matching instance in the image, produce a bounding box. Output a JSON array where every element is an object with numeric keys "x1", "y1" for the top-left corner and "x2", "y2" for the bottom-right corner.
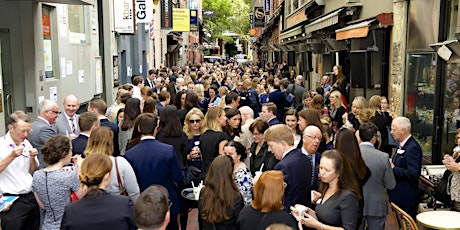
[{"x1": 416, "y1": 210, "x2": 460, "y2": 229}]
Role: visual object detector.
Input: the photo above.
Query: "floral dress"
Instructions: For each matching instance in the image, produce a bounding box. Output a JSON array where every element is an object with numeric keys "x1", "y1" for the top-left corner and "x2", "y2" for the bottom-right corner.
[{"x1": 234, "y1": 165, "x2": 253, "y2": 205}]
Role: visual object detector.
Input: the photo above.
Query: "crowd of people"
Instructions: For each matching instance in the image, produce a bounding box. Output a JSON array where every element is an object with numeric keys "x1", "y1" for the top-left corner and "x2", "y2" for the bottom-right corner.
[{"x1": 0, "y1": 60, "x2": 432, "y2": 230}]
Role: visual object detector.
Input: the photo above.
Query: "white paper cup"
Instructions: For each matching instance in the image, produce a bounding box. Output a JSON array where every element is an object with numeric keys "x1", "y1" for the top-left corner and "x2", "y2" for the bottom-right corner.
[{"x1": 193, "y1": 187, "x2": 201, "y2": 200}]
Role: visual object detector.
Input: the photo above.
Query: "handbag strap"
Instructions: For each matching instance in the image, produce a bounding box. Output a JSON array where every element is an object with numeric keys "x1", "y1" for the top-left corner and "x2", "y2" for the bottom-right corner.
[{"x1": 114, "y1": 157, "x2": 125, "y2": 191}]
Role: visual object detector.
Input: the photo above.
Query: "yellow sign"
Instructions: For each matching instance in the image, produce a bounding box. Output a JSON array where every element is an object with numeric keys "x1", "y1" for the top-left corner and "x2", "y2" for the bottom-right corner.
[{"x1": 172, "y1": 8, "x2": 190, "y2": 32}]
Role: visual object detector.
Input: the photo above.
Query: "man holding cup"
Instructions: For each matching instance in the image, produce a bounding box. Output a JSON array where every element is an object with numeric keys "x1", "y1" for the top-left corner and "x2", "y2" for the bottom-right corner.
[{"x1": 0, "y1": 111, "x2": 40, "y2": 229}]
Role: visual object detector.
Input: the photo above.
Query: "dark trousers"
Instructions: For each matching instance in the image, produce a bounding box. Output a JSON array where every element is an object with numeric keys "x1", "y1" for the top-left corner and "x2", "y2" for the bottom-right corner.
[{"x1": 0, "y1": 192, "x2": 40, "y2": 230}]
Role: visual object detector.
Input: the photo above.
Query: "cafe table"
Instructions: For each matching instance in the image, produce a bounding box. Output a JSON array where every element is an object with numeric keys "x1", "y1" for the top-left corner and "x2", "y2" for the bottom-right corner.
[{"x1": 416, "y1": 210, "x2": 460, "y2": 229}]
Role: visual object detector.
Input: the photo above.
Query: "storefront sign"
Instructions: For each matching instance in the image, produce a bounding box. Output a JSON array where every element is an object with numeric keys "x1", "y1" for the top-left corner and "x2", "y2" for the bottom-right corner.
[
  {"x1": 114, "y1": 0, "x2": 135, "y2": 34},
  {"x1": 135, "y1": 0, "x2": 153, "y2": 23},
  {"x1": 190, "y1": 10, "x2": 198, "y2": 31},
  {"x1": 264, "y1": 0, "x2": 270, "y2": 15},
  {"x1": 172, "y1": 8, "x2": 190, "y2": 32},
  {"x1": 161, "y1": 0, "x2": 172, "y2": 28},
  {"x1": 254, "y1": 7, "x2": 265, "y2": 28}
]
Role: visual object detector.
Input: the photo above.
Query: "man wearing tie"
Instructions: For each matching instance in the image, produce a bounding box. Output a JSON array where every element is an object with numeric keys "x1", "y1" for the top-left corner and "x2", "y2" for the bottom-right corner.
[
  {"x1": 388, "y1": 116, "x2": 422, "y2": 219},
  {"x1": 56, "y1": 94, "x2": 80, "y2": 138},
  {"x1": 301, "y1": 125, "x2": 322, "y2": 191},
  {"x1": 146, "y1": 69, "x2": 157, "y2": 89}
]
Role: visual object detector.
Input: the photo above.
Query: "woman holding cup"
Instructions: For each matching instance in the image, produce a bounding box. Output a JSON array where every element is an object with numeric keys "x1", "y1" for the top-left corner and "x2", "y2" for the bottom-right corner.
[
  {"x1": 443, "y1": 128, "x2": 460, "y2": 211},
  {"x1": 249, "y1": 119, "x2": 279, "y2": 176},
  {"x1": 224, "y1": 141, "x2": 253, "y2": 205}
]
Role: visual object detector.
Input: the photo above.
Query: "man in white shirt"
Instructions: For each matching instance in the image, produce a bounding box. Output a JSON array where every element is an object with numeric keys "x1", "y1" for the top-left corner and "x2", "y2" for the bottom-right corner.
[
  {"x1": 301, "y1": 125, "x2": 322, "y2": 190},
  {"x1": 0, "y1": 111, "x2": 40, "y2": 229},
  {"x1": 132, "y1": 75, "x2": 145, "y2": 100}
]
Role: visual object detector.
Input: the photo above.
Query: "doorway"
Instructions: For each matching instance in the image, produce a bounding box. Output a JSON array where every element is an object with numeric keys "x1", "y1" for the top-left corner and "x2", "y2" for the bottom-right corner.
[{"x1": 0, "y1": 29, "x2": 13, "y2": 134}]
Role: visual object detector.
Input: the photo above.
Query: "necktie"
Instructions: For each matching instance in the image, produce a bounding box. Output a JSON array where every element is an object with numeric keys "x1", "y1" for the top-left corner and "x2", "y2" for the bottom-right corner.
[
  {"x1": 308, "y1": 154, "x2": 315, "y2": 184},
  {"x1": 69, "y1": 118, "x2": 76, "y2": 134}
]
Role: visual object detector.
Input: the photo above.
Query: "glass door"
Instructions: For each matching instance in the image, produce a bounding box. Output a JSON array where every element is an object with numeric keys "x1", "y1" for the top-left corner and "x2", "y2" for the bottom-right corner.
[
  {"x1": 441, "y1": 63, "x2": 460, "y2": 157},
  {"x1": 405, "y1": 53, "x2": 436, "y2": 162}
]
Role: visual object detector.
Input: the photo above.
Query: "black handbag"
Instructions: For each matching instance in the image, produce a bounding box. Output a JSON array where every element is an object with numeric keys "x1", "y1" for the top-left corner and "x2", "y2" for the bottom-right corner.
[
  {"x1": 184, "y1": 166, "x2": 201, "y2": 186},
  {"x1": 433, "y1": 169, "x2": 453, "y2": 207}
]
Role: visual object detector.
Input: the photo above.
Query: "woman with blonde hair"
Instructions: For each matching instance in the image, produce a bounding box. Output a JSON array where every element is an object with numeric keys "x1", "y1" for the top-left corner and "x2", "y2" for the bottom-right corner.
[
  {"x1": 194, "y1": 83, "x2": 210, "y2": 113},
  {"x1": 61, "y1": 154, "x2": 137, "y2": 229},
  {"x1": 368, "y1": 95, "x2": 393, "y2": 155},
  {"x1": 199, "y1": 107, "x2": 228, "y2": 178},
  {"x1": 328, "y1": 90, "x2": 347, "y2": 130},
  {"x1": 218, "y1": 86, "x2": 230, "y2": 108},
  {"x1": 84, "y1": 127, "x2": 140, "y2": 201},
  {"x1": 347, "y1": 96, "x2": 368, "y2": 131},
  {"x1": 237, "y1": 171, "x2": 298, "y2": 229}
]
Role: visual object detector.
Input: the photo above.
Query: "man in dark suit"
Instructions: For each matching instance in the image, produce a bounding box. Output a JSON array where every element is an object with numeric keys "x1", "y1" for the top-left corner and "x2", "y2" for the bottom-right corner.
[
  {"x1": 268, "y1": 83, "x2": 287, "y2": 121},
  {"x1": 301, "y1": 125, "x2": 322, "y2": 191},
  {"x1": 359, "y1": 122, "x2": 396, "y2": 230},
  {"x1": 72, "y1": 111, "x2": 99, "y2": 157},
  {"x1": 125, "y1": 113, "x2": 183, "y2": 230},
  {"x1": 28, "y1": 99, "x2": 59, "y2": 168},
  {"x1": 55, "y1": 94, "x2": 81, "y2": 137},
  {"x1": 88, "y1": 98, "x2": 120, "y2": 156},
  {"x1": 388, "y1": 116, "x2": 422, "y2": 219},
  {"x1": 145, "y1": 69, "x2": 157, "y2": 89},
  {"x1": 264, "y1": 124, "x2": 311, "y2": 212},
  {"x1": 261, "y1": 102, "x2": 280, "y2": 126}
]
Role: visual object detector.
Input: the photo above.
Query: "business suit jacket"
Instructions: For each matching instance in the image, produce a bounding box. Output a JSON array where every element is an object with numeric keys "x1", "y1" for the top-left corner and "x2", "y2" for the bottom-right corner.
[
  {"x1": 125, "y1": 138, "x2": 184, "y2": 217},
  {"x1": 61, "y1": 189, "x2": 136, "y2": 230},
  {"x1": 267, "y1": 117, "x2": 280, "y2": 126},
  {"x1": 360, "y1": 143, "x2": 396, "y2": 217},
  {"x1": 388, "y1": 136, "x2": 422, "y2": 218},
  {"x1": 28, "y1": 117, "x2": 57, "y2": 168},
  {"x1": 55, "y1": 114, "x2": 80, "y2": 136},
  {"x1": 274, "y1": 148, "x2": 311, "y2": 212},
  {"x1": 268, "y1": 89, "x2": 287, "y2": 121},
  {"x1": 310, "y1": 152, "x2": 322, "y2": 191},
  {"x1": 71, "y1": 134, "x2": 88, "y2": 157},
  {"x1": 99, "y1": 118, "x2": 120, "y2": 157}
]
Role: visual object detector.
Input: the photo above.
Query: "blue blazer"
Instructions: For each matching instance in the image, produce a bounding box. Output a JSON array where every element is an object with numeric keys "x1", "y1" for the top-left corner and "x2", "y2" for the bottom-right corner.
[
  {"x1": 388, "y1": 136, "x2": 422, "y2": 218},
  {"x1": 268, "y1": 89, "x2": 287, "y2": 121},
  {"x1": 100, "y1": 118, "x2": 120, "y2": 157},
  {"x1": 274, "y1": 148, "x2": 312, "y2": 212},
  {"x1": 61, "y1": 190, "x2": 136, "y2": 229},
  {"x1": 125, "y1": 138, "x2": 184, "y2": 217},
  {"x1": 71, "y1": 134, "x2": 88, "y2": 157},
  {"x1": 311, "y1": 152, "x2": 322, "y2": 191},
  {"x1": 268, "y1": 117, "x2": 280, "y2": 126}
]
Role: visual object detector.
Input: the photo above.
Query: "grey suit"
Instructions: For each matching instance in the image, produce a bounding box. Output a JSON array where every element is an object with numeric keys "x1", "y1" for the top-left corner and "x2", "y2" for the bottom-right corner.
[
  {"x1": 28, "y1": 117, "x2": 57, "y2": 168},
  {"x1": 359, "y1": 143, "x2": 396, "y2": 230},
  {"x1": 55, "y1": 113, "x2": 80, "y2": 136}
]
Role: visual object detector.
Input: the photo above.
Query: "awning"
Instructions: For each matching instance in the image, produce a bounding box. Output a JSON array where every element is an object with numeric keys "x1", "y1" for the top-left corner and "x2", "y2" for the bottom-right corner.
[
  {"x1": 168, "y1": 32, "x2": 183, "y2": 41},
  {"x1": 279, "y1": 26, "x2": 303, "y2": 41},
  {"x1": 304, "y1": 9, "x2": 342, "y2": 34},
  {"x1": 335, "y1": 19, "x2": 375, "y2": 40},
  {"x1": 429, "y1": 40, "x2": 460, "y2": 62},
  {"x1": 36, "y1": 0, "x2": 94, "y2": 5}
]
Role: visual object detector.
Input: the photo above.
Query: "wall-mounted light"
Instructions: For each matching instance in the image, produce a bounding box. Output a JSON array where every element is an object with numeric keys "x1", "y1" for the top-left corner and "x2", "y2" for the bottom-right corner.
[{"x1": 153, "y1": 0, "x2": 159, "y2": 5}]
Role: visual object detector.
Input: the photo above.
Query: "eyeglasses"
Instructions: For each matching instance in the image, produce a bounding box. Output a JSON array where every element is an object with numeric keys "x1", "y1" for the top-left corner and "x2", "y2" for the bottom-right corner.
[
  {"x1": 237, "y1": 84, "x2": 244, "y2": 87},
  {"x1": 189, "y1": 119, "x2": 201, "y2": 124},
  {"x1": 48, "y1": 110, "x2": 61, "y2": 115},
  {"x1": 304, "y1": 134, "x2": 322, "y2": 141}
]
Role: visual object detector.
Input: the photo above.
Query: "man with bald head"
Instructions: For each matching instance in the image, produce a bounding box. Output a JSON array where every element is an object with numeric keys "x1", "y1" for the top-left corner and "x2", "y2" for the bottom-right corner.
[
  {"x1": 28, "y1": 99, "x2": 59, "y2": 168},
  {"x1": 56, "y1": 94, "x2": 81, "y2": 137},
  {"x1": 301, "y1": 125, "x2": 322, "y2": 190}
]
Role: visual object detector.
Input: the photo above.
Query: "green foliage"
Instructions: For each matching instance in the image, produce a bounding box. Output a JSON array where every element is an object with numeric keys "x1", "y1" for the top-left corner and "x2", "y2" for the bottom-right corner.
[{"x1": 203, "y1": 0, "x2": 250, "y2": 41}]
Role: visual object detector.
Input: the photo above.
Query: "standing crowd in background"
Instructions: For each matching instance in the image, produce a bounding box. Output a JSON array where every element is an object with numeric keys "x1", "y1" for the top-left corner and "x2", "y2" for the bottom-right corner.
[{"x1": 1, "y1": 58, "x2": 444, "y2": 230}]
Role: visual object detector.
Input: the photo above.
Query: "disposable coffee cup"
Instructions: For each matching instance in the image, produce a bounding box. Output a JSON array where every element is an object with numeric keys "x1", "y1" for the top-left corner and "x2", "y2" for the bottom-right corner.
[{"x1": 193, "y1": 187, "x2": 201, "y2": 200}]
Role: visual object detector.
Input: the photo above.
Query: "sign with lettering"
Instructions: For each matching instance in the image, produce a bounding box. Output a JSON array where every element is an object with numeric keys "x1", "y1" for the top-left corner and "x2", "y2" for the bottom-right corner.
[
  {"x1": 114, "y1": 0, "x2": 135, "y2": 34},
  {"x1": 264, "y1": 0, "x2": 270, "y2": 15},
  {"x1": 190, "y1": 10, "x2": 198, "y2": 31},
  {"x1": 161, "y1": 0, "x2": 172, "y2": 28},
  {"x1": 254, "y1": 7, "x2": 265, "y2": 28},
  {"x1": 172, "y1": 8, "x2": 190, "y2": 32},
  {"x1": 135, "y1": 0, "x2": 152, "y2": 23}
]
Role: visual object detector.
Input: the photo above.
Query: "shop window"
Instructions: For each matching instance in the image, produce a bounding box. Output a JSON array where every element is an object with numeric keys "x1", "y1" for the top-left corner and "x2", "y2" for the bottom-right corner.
[
  {"x1": 448, "y1": 0, "x2": 460, "y2": 39},
  {"x1": 68, "y1": 5, "x2": 87, "y2": 44},
  {"x1": 285, "y1": 0, "x2": 291, "y2": 15},
  {"x1": 42, "y1": 6, "x2": 56, "y2": 79},
  {"x1": 405, "y1": 53, "x2": 436, "y2": 158}
]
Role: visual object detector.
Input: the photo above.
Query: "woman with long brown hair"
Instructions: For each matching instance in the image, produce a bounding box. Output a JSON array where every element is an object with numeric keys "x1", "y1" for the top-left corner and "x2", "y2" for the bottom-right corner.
[
  {"x1": 292, "y1": 150, "x2": 360, "y2": 230},
  {"x1": 198, "y1": 155, "x2": 244, "y2": 230},
  {"x1": 84, "y1": 127, "x2": 140, "y2": 201},
  {"x1": 237, "y1": 171, "x2": 298, "y2": 229}
]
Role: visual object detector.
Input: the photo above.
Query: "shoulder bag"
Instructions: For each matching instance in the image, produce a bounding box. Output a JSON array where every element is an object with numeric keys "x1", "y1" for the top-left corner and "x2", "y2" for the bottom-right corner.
[{"x1": 115, "y1": 157, "x2": 128, "y2": 196}]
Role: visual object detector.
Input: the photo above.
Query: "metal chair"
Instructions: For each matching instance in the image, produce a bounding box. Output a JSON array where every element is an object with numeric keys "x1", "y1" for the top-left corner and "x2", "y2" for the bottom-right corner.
[{"x1": 390, "y1": 202, "x2": 419, "y2": 230}]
